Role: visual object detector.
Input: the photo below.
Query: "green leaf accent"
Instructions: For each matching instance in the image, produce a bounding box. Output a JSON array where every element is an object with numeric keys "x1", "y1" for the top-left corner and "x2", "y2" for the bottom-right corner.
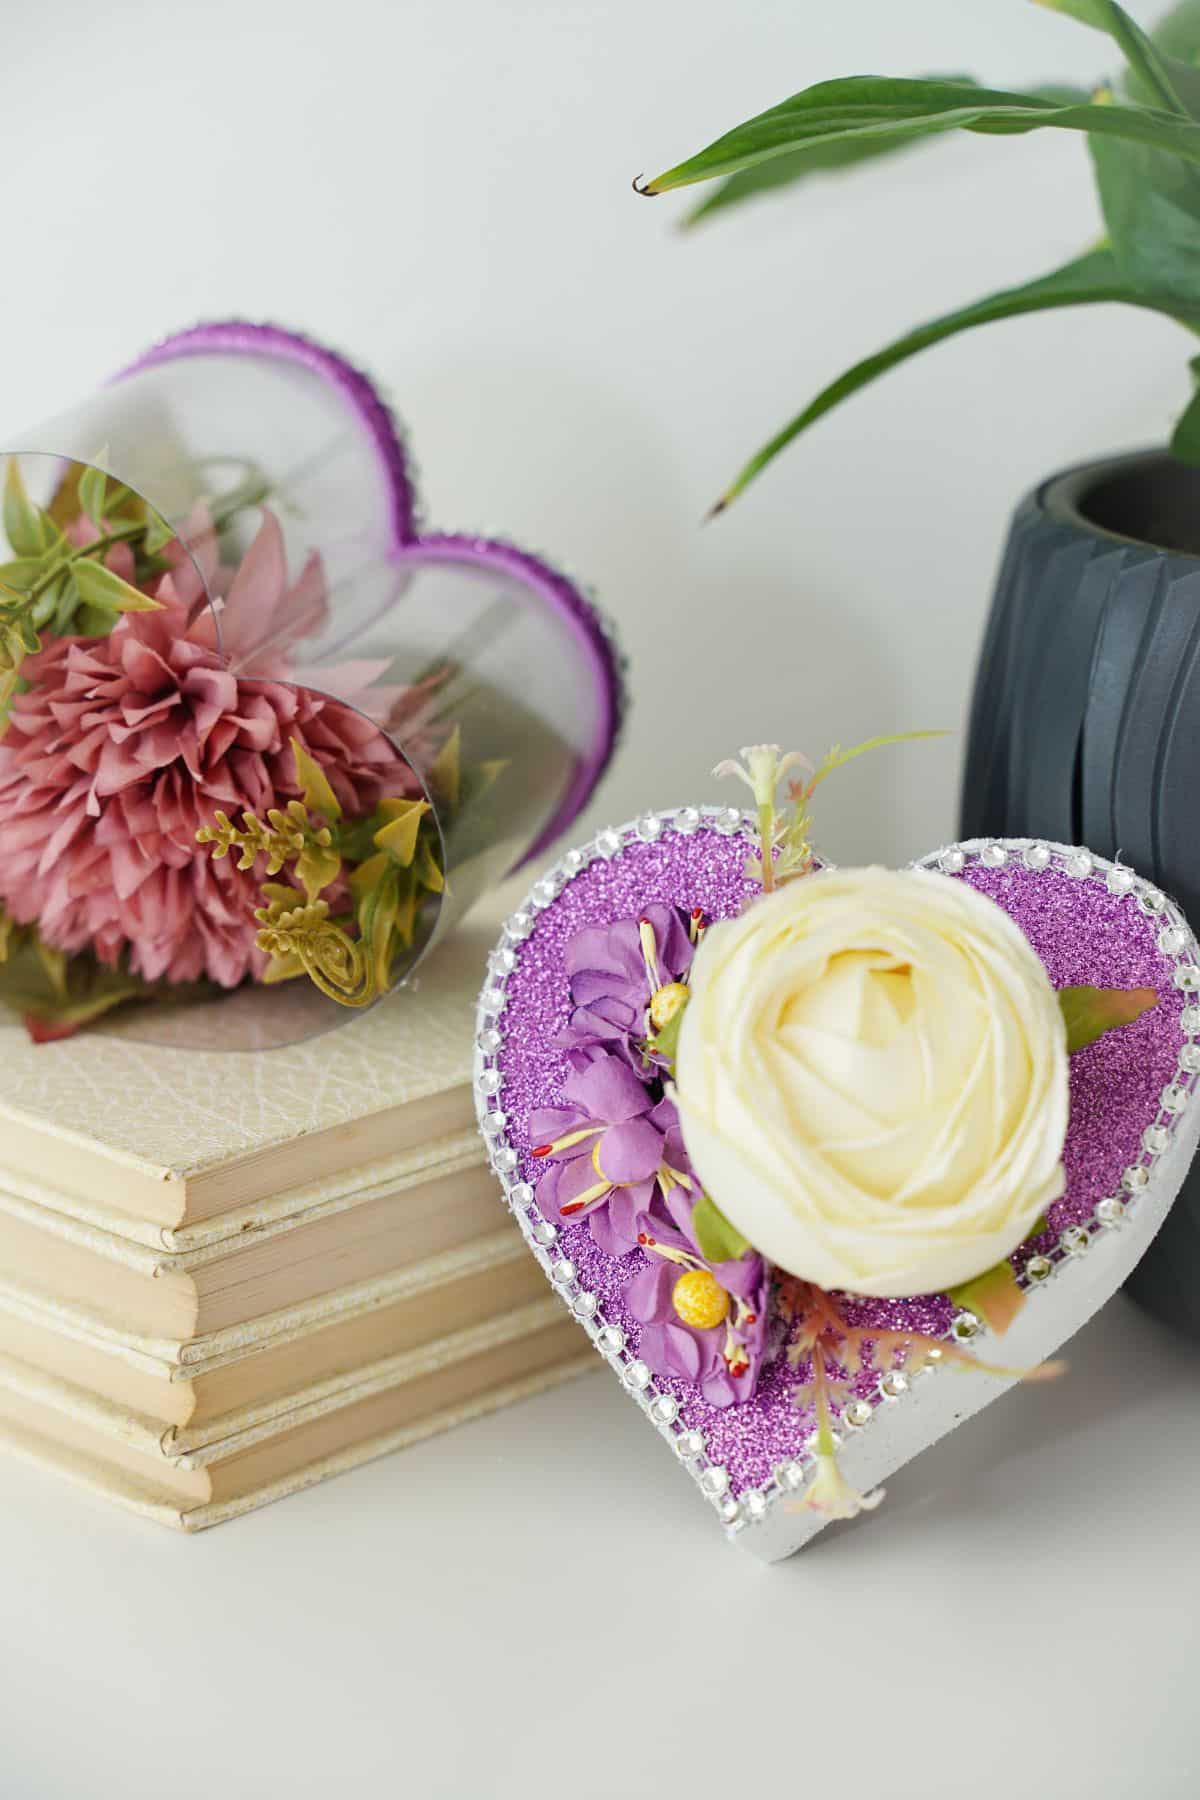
[
  {"x1": 707, "y1": 248, "x2": 1200, "y2": 508},
  {"x1": 77, "y1": 464, "x2": 111, "y2": 531},
  {"x1": 1058, "y1": 984, "x2": 1158, "y2": 1053},
  {"x1": 691, "y1": 1193, "x2": 752, "y2": 1264},
  {"x1": 3, "y1": 461, "x2": 49, "y2": 558},
  {"x1": 947, "y1": 1258, "x2": 1026, "y2": 1336},
  {"x1": 682, "y1": 80, "x2": 1090, "y2": 224},
  {"x1": 71, "y1": 558, "x2": 165, "y2": 615},
  {"x1": 374, "y1": 797, "x2": 431, "y2": 867},
  {"x1": 357, "y1": 863, "x2": 401, "y2": 995},
  {"x1": 142, "y1": 509, "x2": 178, "y2": 556},
  {"x1": 290, "y1": 737, "x2": 342, "y2": 823},
  {"x1": 641, "y1": 76, "x2": 1200, "y2": 197},
  {"x1": 646, "y1": 1001, "x2": 687, "y2": 1065}
]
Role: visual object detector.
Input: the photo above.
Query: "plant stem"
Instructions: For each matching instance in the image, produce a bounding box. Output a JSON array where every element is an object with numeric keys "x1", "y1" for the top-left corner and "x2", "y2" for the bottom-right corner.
[{"x1": 757, "y1": 800, "x2": 776, "y2": 890}]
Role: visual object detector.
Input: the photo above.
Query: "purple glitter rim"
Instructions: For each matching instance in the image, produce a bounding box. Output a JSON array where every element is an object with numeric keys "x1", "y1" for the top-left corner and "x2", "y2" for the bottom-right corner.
[
  {"x1": 477, "y1": 822, "x2": 1192, "y2": 1510},
  {"x1": 117, "y1": 321, "x2": 624, "y2": 862}
]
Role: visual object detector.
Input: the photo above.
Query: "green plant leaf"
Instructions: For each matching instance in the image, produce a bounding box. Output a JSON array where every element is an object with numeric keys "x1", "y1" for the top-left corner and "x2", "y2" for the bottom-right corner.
[
  {"x1": 78, "y1": 463, "x2": 110, "y2": 530},
  {"x1": 290, "y1": 737, "x2": 342, "y2": 823},
  {"x1": 0, "y1": 559, "x2": 47, "y2": 591},
  {"x1": 1058, "y1": 984, "x2": 1158, "y2": 1053},
  {"x1": 3, "y1": 461, "x2": 49, "y2": 558},
  {"x1": 1171, "y1": 353, "x2": 1200, "y2": 454},
  {"x1": 646, "y1": 1001, "x2": 687, "y2": 1066},
  {"x1": 1090, "y1": 121, "x2": 1200, "y2": 301},
  {"x1": 72, "y1": 558, "x2": 164, "y2": 616},
  {"x1": 142, "y1": 509, "x2": 178, "y2": 556},
  {"x1": 947, "y1": 1258, "x2": 1026, "y2": 1335},
  {"x1": 640, "y1": 76, "x2": 1200, "y2": 196},
  {"x1": 374, "y1": 797, "x2": 431, "y2": 867},
  {"x1": 708, "y1": 248, "x2": 1200, "y2": 508},
  {"x1": 682, "y1": 80, "x2": 1091, "y2": 224},
  {"x1": 690, "y1": 1193, "x2": 752, "y2": 1264},
  {"x1": 1039, "y1": 2, "x2": 1194, "y2": 113},
  {"x1": 1150, "y1": 0, "x2": 1200, "y2": 65}
]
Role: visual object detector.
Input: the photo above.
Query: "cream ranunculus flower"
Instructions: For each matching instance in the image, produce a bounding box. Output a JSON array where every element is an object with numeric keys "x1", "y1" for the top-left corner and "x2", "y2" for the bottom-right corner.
[{"x1": 673, "y1": 867, "x2": 1070, "y2": 1297}]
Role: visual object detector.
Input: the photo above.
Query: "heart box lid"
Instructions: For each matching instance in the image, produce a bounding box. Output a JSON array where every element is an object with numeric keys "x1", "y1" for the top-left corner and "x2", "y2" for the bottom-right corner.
[{"x1": 473, "y1": 810, "x2": 1200, "y2": 1562}]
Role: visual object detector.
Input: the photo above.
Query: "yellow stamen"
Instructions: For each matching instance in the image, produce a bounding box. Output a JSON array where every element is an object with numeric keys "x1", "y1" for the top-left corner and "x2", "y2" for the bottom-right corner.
[
  {"x1": 672, "y1": 1268, "x2": 731, "y2": 1330},
  {"x1": 649, "y1": 981, "x2": 689, "y2": 1031}
]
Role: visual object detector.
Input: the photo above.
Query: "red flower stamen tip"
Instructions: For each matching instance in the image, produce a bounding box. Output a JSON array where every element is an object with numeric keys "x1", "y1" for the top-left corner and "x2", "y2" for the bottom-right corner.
[
  {"x1": 560, "y1": 1200, "x2": 587, "y2": 1216},
  {"x1": 638, "y1": 915, "x2": 652, "y2": 928},
  {"x1": 531, "y1": 1143, "x2": 553, "y2": 1158},
  {"x1": 744, "y1": 1313, "x2": 757, "y2": 1325},
  {"x1": 690, "y1": 907, "x2": 704, "y2": 923}
]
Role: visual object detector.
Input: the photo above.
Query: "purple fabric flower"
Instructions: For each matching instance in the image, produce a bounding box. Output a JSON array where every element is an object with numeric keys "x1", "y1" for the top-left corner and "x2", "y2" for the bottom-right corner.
[
  {"x1": 623, "y1": 1182, "x2": 771, "y2": 1408},
  {"x1": 554, "y1": 903, "x2": 698, "y2": 1068},
  {"x1": 528, "y1": 1050, "x2": 680, "y2": 1255}
]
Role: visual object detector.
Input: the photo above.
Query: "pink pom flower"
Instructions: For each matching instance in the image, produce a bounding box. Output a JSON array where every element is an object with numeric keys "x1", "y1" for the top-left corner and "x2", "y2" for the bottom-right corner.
[{"x1": 0, "y1": 515, "x2": 417, "y2": 989}]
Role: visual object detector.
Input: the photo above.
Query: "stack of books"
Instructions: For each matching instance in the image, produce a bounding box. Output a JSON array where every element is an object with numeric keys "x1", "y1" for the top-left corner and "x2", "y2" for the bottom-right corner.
[{"x1": 0, "y1": 895, "x2": 587, "y2": 1530}]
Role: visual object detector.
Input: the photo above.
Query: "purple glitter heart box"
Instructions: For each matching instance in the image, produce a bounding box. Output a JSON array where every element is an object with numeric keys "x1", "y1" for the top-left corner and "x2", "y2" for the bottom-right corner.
[{"x1": 473, "y1": 812, "x2": 1200, "y2": 1562}]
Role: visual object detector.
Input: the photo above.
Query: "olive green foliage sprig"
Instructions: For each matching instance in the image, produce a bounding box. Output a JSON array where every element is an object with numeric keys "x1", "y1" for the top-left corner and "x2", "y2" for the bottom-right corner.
[
  {"x1": 636, "y1": 0, "x2": 1200, "y2": 510},
  {"x1": 0, "y1": 459, "x2": 167, "y2": 728},
  {"x1": 197, "y1": 734, "x2": 458, "y2": 1009}
]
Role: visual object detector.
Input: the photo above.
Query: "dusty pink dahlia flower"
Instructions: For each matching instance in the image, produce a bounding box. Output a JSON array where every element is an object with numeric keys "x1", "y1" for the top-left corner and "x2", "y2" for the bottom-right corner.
[{"x1": 0, "y1": 524, "x2": 413, "y2": 988}]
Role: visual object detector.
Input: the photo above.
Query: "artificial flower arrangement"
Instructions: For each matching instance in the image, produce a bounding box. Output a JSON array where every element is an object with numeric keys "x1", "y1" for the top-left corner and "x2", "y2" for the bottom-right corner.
[
  {"x1": 473, "y1": 742, "x2": 1200, "y2": 1559},
  {"x1": 0, "y1": 322, "x2": 624, "y2": 1044}
]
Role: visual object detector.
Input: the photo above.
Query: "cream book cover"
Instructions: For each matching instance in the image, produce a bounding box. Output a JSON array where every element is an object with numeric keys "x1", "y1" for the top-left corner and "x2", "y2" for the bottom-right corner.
[
  {"x1": 0, "y1": 1228, "x2": 546, "y2": 1433},
  {"x1": 0, "y1": 1138, "x2": 502, "y2": 1340},
  {"x1": 0, "y1": 1315, "x2": 590, "y2": 1532},
  {"x1": 0, "y1": 886, "x2": 521, "y2": 1231}
]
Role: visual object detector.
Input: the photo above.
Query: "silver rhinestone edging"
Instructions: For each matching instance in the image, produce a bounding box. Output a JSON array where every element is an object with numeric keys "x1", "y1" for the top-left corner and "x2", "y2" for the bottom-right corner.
[
  {"x1": 472, "y1": 830, "x2": 1197, "y2": 1537},
  {"x1": 471, "y1": 806, "x2": 763, "y2": 1526}
]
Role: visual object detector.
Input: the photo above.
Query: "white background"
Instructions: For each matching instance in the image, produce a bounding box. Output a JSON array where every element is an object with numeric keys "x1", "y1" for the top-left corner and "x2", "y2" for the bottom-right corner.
[{"x1": 0, "y1": 3, "x2": 1198, "y2": 1796}]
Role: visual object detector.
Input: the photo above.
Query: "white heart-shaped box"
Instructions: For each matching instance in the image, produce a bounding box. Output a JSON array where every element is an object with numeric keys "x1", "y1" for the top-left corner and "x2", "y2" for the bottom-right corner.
[{"x1": 473, "y1": 815, "x2": 1200, "y2": 1561}]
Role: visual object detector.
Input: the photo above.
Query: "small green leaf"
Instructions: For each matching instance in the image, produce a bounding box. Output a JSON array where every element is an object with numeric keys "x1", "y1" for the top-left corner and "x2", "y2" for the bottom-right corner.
[
  {"x1": 290, "y1": 737, "x2": 343, "y2": 823},
  {"x1": 3, "y1": 461, "x2": 49, "y2": 558},
  {"x1": 72, "y1": 558, "x2": 164, "y2": 615},
  {"x1": 0, "y1": 558, "x2": 50, "y2": 593},
  {"x1": 691, "y1": 1193, "x2": 752, "y2": 1264},
  {"x1": 142, "y1": 509, "x2": 178, "y2": 556},
  {"x1": 357, "y1": 864, "x2": 401, "y2": 994},
  {"x1": 947, "y1": 1258, "x2": 1026, "y2": 1336},
  {"x1": 1058, "y1": 984, "x2": 1158, "y2": 1054},
  {"x1": 295, "y1": 842, "x2": 342, "y2": 902},
  {"x1": 646, "y1": 1002, "x2": 687, "y2": 1066},
  {"x1": 75, "y1": 602, "x2": 120, "y2": 639},
  {"x1": 77, "y1": 463, "x2": 110, "y2": 530},
  {"x1": 374, "y1": 797, "x2": 431, "y2": 867}
]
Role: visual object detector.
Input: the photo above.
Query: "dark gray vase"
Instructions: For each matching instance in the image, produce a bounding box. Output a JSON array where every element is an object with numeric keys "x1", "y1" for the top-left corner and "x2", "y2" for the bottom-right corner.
[{"x1": 961, "y1": 449, "x2": 1200, "y2": 1342}]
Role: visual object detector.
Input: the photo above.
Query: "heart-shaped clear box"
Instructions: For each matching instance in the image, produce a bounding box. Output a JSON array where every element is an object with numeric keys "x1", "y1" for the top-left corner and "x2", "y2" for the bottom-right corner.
[
  {"x1": 0, "y1": 323, "x2": 624, "y2": 1048},
  {"x1": 473, "y1": 814, "x2": 1200, "y2": 1562}
]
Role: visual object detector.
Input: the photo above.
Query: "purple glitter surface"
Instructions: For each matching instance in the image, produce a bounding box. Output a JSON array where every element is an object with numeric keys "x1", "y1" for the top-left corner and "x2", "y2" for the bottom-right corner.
[
  {"x1": 497, "y1": 839, "x2": 1185, "y2": 1497},
  {"x1": 961, "y1": 865, "x2": 1184, "y2": 1262}
]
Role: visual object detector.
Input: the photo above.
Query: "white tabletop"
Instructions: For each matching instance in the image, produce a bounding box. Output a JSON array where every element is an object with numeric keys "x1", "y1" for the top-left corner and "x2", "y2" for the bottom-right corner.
[{"x1": 0, "y1": 1293, "x2": 1195, "y2": 1800}]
